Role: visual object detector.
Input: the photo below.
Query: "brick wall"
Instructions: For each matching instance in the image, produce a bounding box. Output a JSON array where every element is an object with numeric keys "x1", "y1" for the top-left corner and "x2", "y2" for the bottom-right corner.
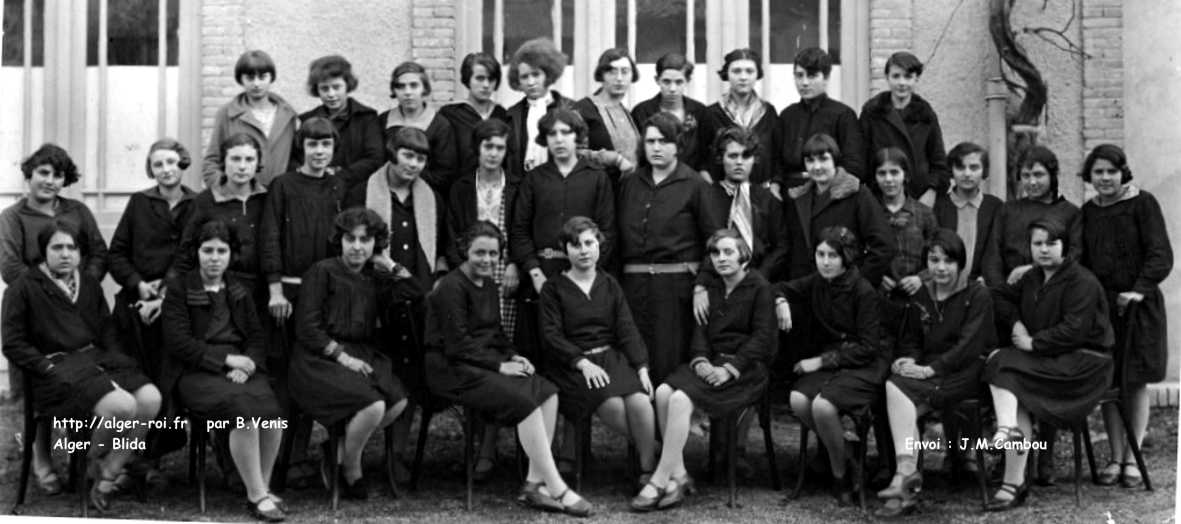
[
  {"x1": 199, "y1": 0, "x2": 248, "y2": 155},
  {"x1": 868, "y1": 0, "x2": 914, "y2": 94},
  {"x1": 1081, "y1": 0, "x2": 1124, "y2": 150},
  {"x1": 412, "y1": 0, "x2": 458, "y2": 104}
]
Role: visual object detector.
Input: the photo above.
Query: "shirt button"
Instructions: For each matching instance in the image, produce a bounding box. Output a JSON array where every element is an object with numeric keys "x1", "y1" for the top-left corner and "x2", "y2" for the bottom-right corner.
[
  {"x1": 402, "y1": 221, "x2": 408, "y2": 227},
  {"x1": 403, "y1": 244, "x2": 410, "y2": 250}
]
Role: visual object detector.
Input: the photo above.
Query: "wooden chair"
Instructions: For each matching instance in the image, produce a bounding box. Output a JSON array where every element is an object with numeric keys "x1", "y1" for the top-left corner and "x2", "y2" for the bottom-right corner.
[
  {"x1": 786, "y1": 405, "x2": 872, "y2": 512},
  {"x1": 11, "y1": 370, "x2": 92, "y2": 517},
  {"x1": 707, "y1": 382, "x2": 782, "y2": 507}
]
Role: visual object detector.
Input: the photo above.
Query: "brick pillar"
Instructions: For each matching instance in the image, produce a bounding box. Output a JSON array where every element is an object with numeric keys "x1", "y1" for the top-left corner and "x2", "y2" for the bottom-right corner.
[
  {"x1": 868, "y1": 0, "x2": 914, "y2": 94},
  {"x1": 199, "y1": 0, "x2": 248, "y2": 153},
  {"x1": 1081, "y1": 0, "x2": 1124, "y2": 150},
  {"x1": 412, "y1": 0, "x2": 458, "y2": 103}
]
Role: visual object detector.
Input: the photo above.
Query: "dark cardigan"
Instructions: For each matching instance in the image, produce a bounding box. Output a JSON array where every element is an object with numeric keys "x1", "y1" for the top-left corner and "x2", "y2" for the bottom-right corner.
[
  {"x1": 697, "y1": 100, "x2": 780, "y2": 185},
  {"x1": 897, "y1": 282, "x2": 996, "y2": 376},
  {"x1": 689, "y1": 271, "x2": 778, "y2": 375},
  {"x1": 296, "y1": 98, "x2": 385, "y2": 194},
  {"x1": 173, "y1": 182, "x2": 268, "y2": 282},
  {"x1": 787, "y1": 170, "x2": 896, "y2": 287},
  {"x1": 447, "y1": 171, "x2": 521, "y2": 267},
  {"x1": 778, "y1": 94, "x2": 865, "y2": 185},
  {"x1": 991, "y1": 260, "x2": 1114, "y2": 356},
  {"x1": 438, "y1": 102, "x2": 510, "y2": 184},
  {"x1": 378, "y1": 108, "x2": 460, "y2": 194},
  {"x1": 859, "y1": 91, "x2": 949, "y2": 198},
  {"x1": 0, "y1": 197, "x2": 108, "y2": 285},
  {"x1": 631, "y1": 94, "x2": 709, "y2": 171},
  {"x1": 107, "y1": 185, "x2": 198, "y2": 293},
  {"x1": 776, "y1": 267, "x2": 886, "y2": 374}
]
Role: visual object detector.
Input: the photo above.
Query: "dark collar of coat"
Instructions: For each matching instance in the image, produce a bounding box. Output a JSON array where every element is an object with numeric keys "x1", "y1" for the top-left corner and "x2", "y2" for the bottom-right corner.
[
  {"x1": 307, "y1": 97, "x2": 377, "y2": 123},
  {"x1": 635, "y1": 162, "x2": 698, "y2": 188},
  {"x1": 139, "y1": 185, "x2": 197, "y2": 203},
  {"x1": 866, "y1": 90, "x2": 936, "y2": 124},
  {"x1": 787, "y1": 167, "x2": 861, "y2": 201},
  {"x1": 706, "y1": 268, "x2": 768, "y2": 294},
  {"x1": 183, "y1": 270, "x2": 249, "y2": 305},
  {"x1": 820, "y1": 266, "x2": 862, "y2": 293},
  {"x1": 1029, "y1": 259, "x2": 1081, "y2": 291}
]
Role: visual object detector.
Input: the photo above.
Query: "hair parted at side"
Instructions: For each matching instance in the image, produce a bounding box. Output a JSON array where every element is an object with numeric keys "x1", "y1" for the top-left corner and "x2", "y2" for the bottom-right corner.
[
  {"x1": 712, "y1": 126, "x2": 761, "y2": 166},
  {"x1": 655, "y1": 52, "x2": 694, "y2": 79},
  {"x1": 816, "y1": 225, "x2": 861, "y2": 269},
  {"x1": 144, "y1": 138, "x2": 192, "y2": 179},
  {"x1": 471, "y1": 118, "x2": 512, "y2": 158},
  {"x1": 219, "y1": 133, "x2": 263, "y2": 174},
  {"x1": 1017, "y1": 145, "x2": 1060, "y2": 199},
  {"x1": 558, "y1": 216, "x2": 604, "y2": 249},
  {"x1": 706, "y1": 228, "x2": 753, "y2": 265},
  {"x1": 194, "y1": 219, "x2": 240, "y2": 258},
  {"x1": 921, "y1": 228, "x2": 967, "y2": 270},
  {"x1": 593, "y1": 48, "x2": 639, "y2": 83},
  {"x1": 948, "y1": 141, "x2": 990, "y2": 177},
  {"x1": 636, "y1": 112, "x2": 685, "y2": 167},
  {"x1": 21, "y1": 143, "x2": 81, "y2": 187},
  {"x1": 457, "y1": 220, "x2": 505, "y2": 257},
  {"x1": 333, "y1": 206, "x2": 390, "y2": 255},
  {"x1": 35, "y1": 219, "x2": 82, "y2": 264},
  {"x1": 718, "y1": 48, "x2": 763, "y2": 81},
  {"x1": 306, "y1": 54, "x2": 358, "y2": 97},
  {"x1": 536, "y1": 108, "x2": 588, "y2": 147},
  {"x1": 460, "y1": 52, "x2": 502, "y2": 89},
  {"x1": 793, "y1": 47, "x2": 832, "y2": 77},
  {"x1": 390, "y1": 61, "x2": 433, "y2": 97},
  {"x1": 1080, "y1": 143, "x2": 1132, "y2": 184}
]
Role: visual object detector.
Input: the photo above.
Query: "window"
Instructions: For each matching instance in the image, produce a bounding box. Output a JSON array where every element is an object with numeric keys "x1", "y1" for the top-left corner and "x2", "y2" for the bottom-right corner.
[
  {"x1": 482, "y1": 0, "x2": 573, "y2": 62},
  {"x1": 2, "y1": 0, "x2": 45, "y2": 66},
  {"x1": 749, "y1": 0, "x2": 841, "y2": 64},
  {"x1": 87, "y1": 0, "x2": 179, "y2": 66},
  {"x1": 617, "y1": 0, "x2": 707, "y2": 63}
]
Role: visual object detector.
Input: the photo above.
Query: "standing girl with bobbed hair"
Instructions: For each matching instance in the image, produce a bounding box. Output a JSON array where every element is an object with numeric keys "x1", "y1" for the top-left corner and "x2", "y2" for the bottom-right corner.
[
  {"x1": 439, "y1": 52, "x2": 511, "y2": 189},
  {"x1": 574, "y1": 48, "x2": 642, "y2": 185},
  {"x1": 1079, "y1": 144, "x2": 1173, "y2": 488},
  {"x1": 631, "y1": 53, "x2": 709, "y2": 173},
  {"x1": 697, "y1": 48, "x2": 780, "y2": 185},
  {"x1": 504, "y1": 38, "x2": 577, "y2": 179},
  {"x1": 379, "y1": 61, "x2": 459, "y2": 194},
  {"x1": 296, "y1": 55, "x2": 384, "y2": 195}
]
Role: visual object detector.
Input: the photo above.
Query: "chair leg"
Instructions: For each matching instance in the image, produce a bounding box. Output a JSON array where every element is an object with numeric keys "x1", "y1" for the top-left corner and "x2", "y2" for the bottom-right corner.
[
  {"x1": 1072, "y1": 427, "x2": 1082, "y2": 507},
  {"x1": 410, "y1": 405, "x2": 434, "y2": 491},
  {"x1": 858, "y1": 425, "x2": 869, "y2": 513},
  {"x1": 463, "y1": 411, "x2": 475, "y2": 511},
  {"x1": 197, "y1": 426, "x2": 207, "y2": 514},
  {"x1": 970, "y1": 402, "x2": 989, "y2": 509},
  {"x1": 73, "y1": 441, "x2": 88, "y2": 518},
  {"x1": 383, "y1": 427, "x2": 400, "y2": 498},
  {"x1": 727, "y1": 413, "x2": 738, "y2": 508},
  {"x1": 1116, "y1": 401, "x2": 1153, "y2": 491},
  {"x1": 1083, "y1": 421, "x2": 1098, "y2": 484},
  {"x1": 273, "y1": 415, "x2": 295, "y2": 493},
  {"x1": 14, "y1": 412, "x2": 36, "y2": 511},
  {"x1": 330, "y1": 429, "x2": 341, "y2": 511},
  {"x1": 790, "y1": 425, "x2": 808, "y2": 499},
  {"x1": 760, "y1": 397, "x2": 781, "y2": 491},
  {"x1": 574, "y1": 416, "x2": 590, "y2": 492}
]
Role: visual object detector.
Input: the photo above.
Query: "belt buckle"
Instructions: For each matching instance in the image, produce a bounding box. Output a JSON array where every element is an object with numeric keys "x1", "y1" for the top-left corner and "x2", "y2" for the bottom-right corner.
[{"x1": 648, "y1": 264, "x2": 656, "y2": 275}]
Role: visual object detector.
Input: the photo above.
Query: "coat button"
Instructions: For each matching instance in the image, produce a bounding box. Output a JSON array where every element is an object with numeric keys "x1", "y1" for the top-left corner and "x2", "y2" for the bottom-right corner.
[
  {"x1": 403, "y1": 244, "x2": 410, "y2": 250},
  {"x1": 402, "y1": 221, "x2": 408, "y2": 227}
]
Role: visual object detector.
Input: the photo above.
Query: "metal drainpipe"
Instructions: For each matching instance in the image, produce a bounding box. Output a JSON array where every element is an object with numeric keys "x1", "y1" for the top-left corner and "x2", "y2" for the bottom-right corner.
[{"x1": 985, "y1": 77, "x2": 1009, "y2": 199}]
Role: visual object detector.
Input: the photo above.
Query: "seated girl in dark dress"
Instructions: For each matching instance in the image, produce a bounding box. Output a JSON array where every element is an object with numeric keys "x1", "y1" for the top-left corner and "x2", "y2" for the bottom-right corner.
[
  {"x1": 776, "y1": 226, "x2": 886, "y2": 505},
  {"x1": 2, "y1": 220, "x2": 160, "y2": 513},
  {"x1": 983, "y1": 218, "x2": 1114, "y2": 511},
  {"x1": 288, "y1": 208, "x2": 413, "y2": 500},
  {"x1": 425, "y1": 221, "x2": 593, "y2": 517},
  {"x1": 874, "y1": 229, "x2": 995, "y2": 518},
  {"x1": 162, "y1": 219, "x2": 287, "y2": 522},
  {"x1": 632, "y1": 229, "x2": 776, "y2": 512},
  {"x1": 540, "y1": 217, "x2": 657, "y2": 486}
]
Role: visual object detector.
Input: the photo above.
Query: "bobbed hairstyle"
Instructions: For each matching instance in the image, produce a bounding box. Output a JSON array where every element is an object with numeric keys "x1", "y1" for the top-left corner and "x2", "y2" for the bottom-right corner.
[
  {"x1": 306, "y1": 55, "x2": 358, "y2": 97},
  {"x1": 712, "y1": 126, "x2": 761, "y2": 166},
  {"x1": 637, "y1": 112, "x2": 685, "y2": 168},
  {"x1": 593, "y1": 48, "x2": 639, "y2": 83},
  {"x1": 655, "y1": 52, "x2": 694, "y2": 79},
  {"x1": 948, "y1": 141, "x2": 990, "y2": 177},
  {"x1": 219, "y1": 133, "x2": 263, "y2": 174},
  {"x1": 1016, "y1": 145, "x2": 1060, "y2": 199},
  {"x1": 296, "y1": 116, "x2": 340, "y2": 150},
  {"x1": 234, "y1": 50, "x2": 276, "y2": 84},
  {"x1": 333, "y1": 206, "x2": 390, "y2": 255},
  {"x1": 718, "y1": 48, "x2": 763, "y2": 81},
  {"x1": 793, "y1": 47, "x2": 833, "y2": 77},
  {"x1": 35, "y1": 219, "x2": 82, "y2": 264},
  {"x1": 815, "y1": 225, "x2": 861, "y2": 269},
  {"x1": 921, "y1": 228, "x2": 967, "y2": 270},
  {"x1": 21, "y1": 143, "x2": 80, "y2": 187},
  {"x1": 1080, "y1": 143, "x2": 1132, "y2": 184},
  {"x1": 706, "y1": 228, "x2": 753, "y2": 266},
  {"x1": 386, "y1": 127, "x2": 431, "y2": 163},
  {"x1": 470, "y1": 118, "x2": 512, "y2": 158},
  {"x1": 194, "y1": 219, "x2": 240, "y2": 260},
  {"x1": 460, "y1": 52, "x2": 502, "y2": 89},
  {"x1": 456, "y1": 220, "x2": 505, "y2": 258},
  {"x1": 885, "y1": 51, "x2": 924, "y2": 76},
  {"x1": 536, "y1": 108, "x2": 588, "y2": 147},
  {"x1": 507, "y1": 38, "x2": 567, "y2": 91},
  {"x1": 1027, "y1": 217, "x2": 1071, "y2": 258},
  {"x1": 144, "y1": 138, "x2": 192, "y2": 179},
  {"x1": 801, "y1": 133, "x2": 840, "y2": 163},
  {"x1": 558, "y1": 216, "x2": 605, "y2": 250},
  {"x1": 389, "y1": 61, "x2": 432, "y2": 97},
  {"x1": 872, "y1": 147, "x2": 912, "y2": 181}
]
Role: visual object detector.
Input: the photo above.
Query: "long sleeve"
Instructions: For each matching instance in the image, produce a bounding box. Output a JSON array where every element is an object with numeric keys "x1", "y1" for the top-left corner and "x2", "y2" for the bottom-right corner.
[
  {"x1": 259, "y1": 180, "x2": 286, "y2": 282},
  {"x1": 202, "y1": 106, "x2": 231, "y2": 189},
  {"x1": 0, "y1": 208, "x2": 29, "y2": 284},
  {"x1": 439, "y1": 284, "x2": 511, "y2": 370},
  {"x1": 688, "y1": 320, "x2": 710, "y2": 363},
  {"x1": 338, "y1": 113, "x2": 385, "y2": 190},
  {"x1": 732, "y1": 283, "x2": 778, "y2": 373},
  {"x1": 931, "y1": 287, "x2": 995, "y2": 375},
  {"x1": 925, "y1": 112, "x2": 950, "y2": 194},
  {"x1": 758, "y1": 195, "x2": 788, "y2": 280},
  {"x1": 1132, "y1": 194, "x2": 1173, "y2": 294},
  {"x1": 238, "y1": 292, "x2": 268, "y2": 371},
  {"x1": 422, "y1": 115, "x2": 459, "y2": 193},
  {"x1": 1066, "y1": 205, "x2": 1084, "y2": 265},
  {"x1": 172, "y1": 204, "x2": 205, "y2": 276},
  {"x1": 855, "y1": 190, "x2": 896, "y2": 286},
  {"x1": 780, "y1": 197, "x2": 812, "y2": 280},
  {"x1": 107, "y1": 196, "x2": 142, "y2": 289},
  {"x1": 294, "y1": 264, "x2": 334, "y2": 354},
  {"x1": 445, "y1": 185, "x2": 466, "y2": 268},
  {"x1": 79, "y1": 206, "x2": 108, "y2": 283},
  {"x1": 539, "y1": 280, "x2": 585, "y2": 369},
  {"x1": 612, "y1": 278, "x2": 648, "y2": 368},
  {"x1": 1031, "y1": 278, "x2": 1104, "y2": 356},
  {"x1": 161, "y1": 280, "x2": 229, "y2": 374},
  {"x1": 509, "y1": 174, "x2": 540, "y2": 271},
  {"x1": 990, "y1": 276, "x2": 1022, "y2": 335},
  {"x1": 594, "y1": 174, "x2": 617, "y2": 264},
  {"x1": 776, "y1": 274, "x2": 814, "y2": 304},
  {"x1": 836, "y1": 106, "x2": 866, "y2": 180},
  {"x1": 1, "y1": 282, "x2": 53, "y2": 376},
  {"x1": 94, "y1": 293, "x2": 136, "y2": 369},
  {"x1": 820, "y1": 283, "x2": 882, "y2": 369},
  {"x1": 982, "y1": 206, "x2": 1007, "y2": 286}
]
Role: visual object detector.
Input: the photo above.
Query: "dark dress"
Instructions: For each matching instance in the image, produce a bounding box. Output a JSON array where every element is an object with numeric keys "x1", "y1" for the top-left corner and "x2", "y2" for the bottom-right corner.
[
  {"x1": 983, "y1": 196, "x2": 1082, "y2": 286},
  {"x1": 0, "y1": 196, "x2": 108, "y2": 285},
  {"x1": 424, "y1": 269, "x2": 558, "y2": 426},
  {"x1": 174, "y1": 181, "x2": 268, "y2": 286},
  {"x1": 509, "y1": 159, "x2": 616, "y2": 279},
  {"x1": 889, "y1": 282, "x2": 996, "y2": 409},
  {"x1": 288, "y1": 258, "x2": 411, "y2": 426},
  {"x1": 778, "y1": 94, "x2": 865, "y2": 186},
  {"x1": 504, "y1": 90, "x2": 575, "y2": 179},
  {"x1": 296, "y1": 98, "x2": 385, "y2": 195},
  {"x1": 1, "y1": 267, "x2": 150, "y2": 419},
  {"x1": 698, "y1": 180, "x2": 808, "y2": 282},
  {"x1": 162, "y1": 271, "x2": 281, "y2": 422},
  {"x1": 108, "y1": 186, "x2": 197, "y2": 381},
  {"x1": 540, "y1": 272, "x2": 647, "y2": 419},
  {"x1": 378, "y1": 105, "x2": 460, "y2": 194},
  {"x1": 1080, "y1": 187, "x2": 1173, "y2": 384},
  {"x1": 665, "y1": 271, "x2": 777, "y2": 416},
  {"x1": 932, "y1": 190, "x2": 1004, "y2": 285},
  {"x1": 617, "y1": 163, "x2": 723, "y2": 384},
  {"x1": 858, "y1": 91, "x2": 949, "y2": 198},
  {"x1": 437, "y1": 102, "x2": 509, "y2": 186},
  {"x1": 786, "y1": 170, "x2": 895, "y2": 287},
  {"x1": 697, "y1": 98, "x2": 780, "y2": 185},
  {"x1": 259, "y1": 170, "x2": 346, "y2": 284},
  {"x1": 777, "y1": 268, "x2": 886, "y2": 413},
  {"x1": 631, "y1": 94, "x2": 709, "y2": 172},
  {"x1": 984, "y1": 260, "x2": 1115, "y2": 427}
]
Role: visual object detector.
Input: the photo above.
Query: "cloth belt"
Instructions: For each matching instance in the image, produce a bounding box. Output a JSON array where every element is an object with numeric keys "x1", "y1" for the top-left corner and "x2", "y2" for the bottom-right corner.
[
  {"x1": 280, "y1": 276, "x2": 302, "y2": 285},
  {"x1": 538, "y1": 248, "x2": 568, "y2": 260},
  {"x1": 582, "y1": 345, "x2": 611, "y2": 356},
  {"x1": 622, "y1": 262, "x2": 700, "y2": 275}
]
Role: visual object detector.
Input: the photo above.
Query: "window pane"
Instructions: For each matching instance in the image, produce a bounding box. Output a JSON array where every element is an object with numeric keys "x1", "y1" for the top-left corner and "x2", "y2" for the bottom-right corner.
[
  {"x1": 633, "y1": 0, "x2": 688, "y2": 63},
  {"x1": 749, "y1": 0, "x2": 835, "y2": 63},
  {"x1": 87, "y1": 0, "x2": 179, "y2": 66},
  {"x1": 486, "y1": 0, "x2": 556, "y2": 60},
  {"x1": 2, "y1": 0, "x2": 45, "y2": 66},
  {"x1": 561, "y1": 0, "x2": 573, "y2": 60},
  {"x1": 828, "y1": 0, "x2": 841, "y2": 64},
  {"x1": 692, "y1": 0, "x2": 705, "y2": 63}
]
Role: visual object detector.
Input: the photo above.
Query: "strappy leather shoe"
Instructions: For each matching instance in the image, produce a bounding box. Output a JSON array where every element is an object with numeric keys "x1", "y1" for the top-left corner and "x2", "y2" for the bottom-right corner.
[
  {"x1": 88, "y1": 462, "x2": 119, "y2": 513},
  {"x1": 876, "y1": 470, "x2": 922, "y2": 499},
  {"x1": 553, "y1": 488, "x2": 593, "y2": 517},
  {"x1": 629, "y1": 481, "x2": 667, "y2": 512},
  {"x1": 247, "y1": 494, "x2": 286, "y2": 522},
  {"x1": 1096, "y1": 461, "x2": 1121, "y2": 486},
  {"x1": 657, "y1": 473, "x2": 695, "y2": 509},
  {"x1": 518, "y1": 481, "x2": 563, "y2": 512},
  {"x1": 984, "y1": 481, "x2": 1028, "y2": 512}
]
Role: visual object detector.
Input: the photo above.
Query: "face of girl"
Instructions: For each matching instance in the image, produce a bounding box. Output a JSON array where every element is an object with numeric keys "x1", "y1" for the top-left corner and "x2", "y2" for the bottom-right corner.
[
  {"x1": 722, "y1": 141, "x2": 755, "y2": 183},
  {"x1": 241, "y1": 72, "x2": 274, "y2": 102},
  {"x1": 726, "y1": 59, "x2": 758, "y2": 95},
  {"x1": 517, "y1": 63, "x2": 548, "y2": 100},
  {"x1": 952, "y1": 152, "x2": 985, "y2": 193},
  {"x1": 710, "y1": 237, "x2": 745, "y2": 277},
  {"x1": 874, "y1": 160, "x2": 906, "y2": 199},
  {"x1": 317, "y1": 77, "x2": 348, "y2": 111},
  {"x1": 657, "y1": 68, "x2": 687, "y2": 100},
  {"x1": 198, "y1": 238, "x2": 231, "y2": 281},
  {"x1": 566, "y1": 229, "x2": 600, "y2": 271},
  {"x1": 466, "y1": 235, "x2": 500, "y2": 278},
  {"x1": 793, "y1": 66, "x2": 828, "y2": 100},
  {"x1": 643, "y1": 126, "x2": 677, "y2": 170},
  {"x1": 44, "y1": 231, "x2": 80, "y2": 275},
  {"x1": 149, "y1": 149, "x2": 184, "y2": 189},
  {"x1": 886, "y1": 66, "x2": 917, "y2": 102},
  {"x1": 1089, "y1": 158, "x2": 1124, "y2": 199},
  {"x1": 341, "y1": 225, "x2": 375, "y2": 271},
  {"x1": 302, "y1": 138, "x2": 334, "y2": 172},
  {"x1": 804, "y1": 152, "x2": 836, "y2": 186},
  {"x1": 926, "y1": 246, "x2": 960, "y2": 287},
  {"x1": 601, "y1": 57, "x2": 633, "y2": 97},
  {"x1": 1029, "y1": 228, "x2": 1064, "y2": 270},
  {"x1": 478, "y1": 135, "x2": 508, "y2": 171},
  {"x1": 392, "y1": 148, "x2": 428, "y2": 183},
  {"x1": 223, "y1": 145, "x2": 259, "y2": 186},
  {"x1": 27, "y1": 164, "x2": 65, "y2": 203},
  {"x1": 467, "y1": 64, "x2": 497, "y2": 103},
  {"x1": 1019, "y1": 162, "x2": 1052, "y2": 200},
  {"x1": 815, "y1": 241, "x2": 846, "y2": 280},
  {"x1": 393, "y1": 72, "x2": 426, "y2": 110},
  {"x1": 546, "y1": 121, "x2": 577, "y2": 161}
]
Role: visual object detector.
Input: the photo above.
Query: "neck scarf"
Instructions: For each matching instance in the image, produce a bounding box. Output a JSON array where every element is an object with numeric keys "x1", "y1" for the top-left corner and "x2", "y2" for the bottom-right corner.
[{"x1": 720, "y1": 180, "x2": 754, "y2": 250}]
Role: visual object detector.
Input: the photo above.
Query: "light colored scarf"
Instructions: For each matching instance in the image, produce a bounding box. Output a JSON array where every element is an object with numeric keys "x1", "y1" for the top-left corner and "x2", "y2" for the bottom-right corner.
[
  {"x1": 720, "y1": 180, "x2": 754, "y2": 251},
  {"x1": 365, "y1": 165, "x2": 439, "y2": 272}
]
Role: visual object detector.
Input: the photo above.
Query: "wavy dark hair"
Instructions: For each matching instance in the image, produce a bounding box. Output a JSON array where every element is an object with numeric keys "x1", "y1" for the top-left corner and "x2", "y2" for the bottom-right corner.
[
  {"x1": 558, "y1": 216, "x2": 605, "y2": 250},
  {"x1": 194, "y1": 219, "x2": 240, "y2": 261},
  {"x1": 460, "y1": 52, "x2": 502, "y2": 89},
  {"x1": 21, "y1": 144, "x2": 80, "y2": 187},
  {"x1": 35, "y1": 219, "x2": 82, "y2": 264},
  {"x1": 332, "y1": 207, "x2": 390, "y2": 255},
  {"x1": 815, "y1": 226, "x2": 861, "y2": 269},
  {"x1": 1016, "y1": 145, "x2": 1060, "y2": 199},
  {"x1": 471, "y1": 118, "x2": 512, "y2": 159},
  {"x1": 456, "y1": 220, "x2": 505, "y2": 259},
  {"x1": 637, "y1": 112, "x2": 684, "y2": 168},
  {"x1": 921, "y1": 228, "x2": 966, "y2": 270},
  {"x1": 306, "y1": 55, "x2": 358, "y2": 97},
  {"x1": 1080, "y1": 143, "x2": 1132, "y2": 184},
  {"x1": 390, "y1": 61, "x2": 432, "y2": 97},
  {"x1": 218, "y1": 133, "x2": 263, "y2": 175}
]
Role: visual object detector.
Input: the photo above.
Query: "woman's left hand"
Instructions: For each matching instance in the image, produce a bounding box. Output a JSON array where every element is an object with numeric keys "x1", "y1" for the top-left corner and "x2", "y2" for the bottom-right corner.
[
  {"x1": 226, "y1": 369, "x2": 248, "y2": 384},
  {"x1": 1117, "y1": 291, "x2": 1145, "y2": 315},
  {"x1": 793, "y1": 357, "x2": 822, "y2": 375},
  {"x1": 706, "y1": 366, "x2": 733, "y2": 387},
  {"x1": 511, "y1": 355, "x2": 535, "y2": 376},
  {"x1": 1011, "y1": 321, "x2": 1033, "y2": 351},
  {"x1": 637, "y1": 367, "x2": 653, "y2": 397},
  {"x1": 503, "y1": 264, "x2": 520, "y2": 296},
  {"x1": 899, "y1": 275, "x2": 923, "y2": 296}
]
